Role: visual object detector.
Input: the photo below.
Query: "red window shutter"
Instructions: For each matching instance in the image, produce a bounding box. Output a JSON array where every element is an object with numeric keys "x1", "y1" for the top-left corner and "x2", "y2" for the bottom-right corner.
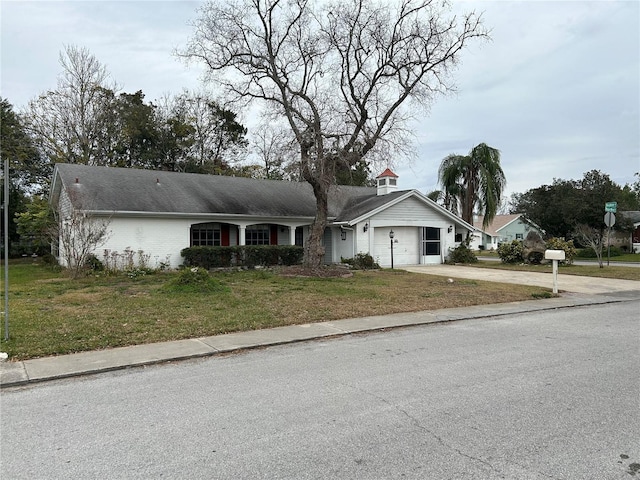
[
  {"x1": 221, "y1": 224, "x2": 230, "y2": 246},
  {"x1": 270, "y1": 225, "x2": 278, "y2": 245}
]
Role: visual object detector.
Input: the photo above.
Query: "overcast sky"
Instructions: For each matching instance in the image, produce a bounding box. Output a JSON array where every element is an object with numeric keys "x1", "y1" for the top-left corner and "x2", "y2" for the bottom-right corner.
[{"x1": 2, "y1": 0, "x2": 638, "y2": 200}]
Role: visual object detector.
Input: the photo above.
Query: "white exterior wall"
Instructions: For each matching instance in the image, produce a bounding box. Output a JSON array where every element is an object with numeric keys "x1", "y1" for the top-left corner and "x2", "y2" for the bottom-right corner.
[
  {"x1": 358, "y1": 197, "x2": 458, "y2": 267},
  {"x1": 70, "y1": 216, "x2": 312, "y2": 269},
  {"x1": 331, "y1": 227, "x2": 355, "y2": 262},
  {"x1": 98, "y1": 217, "x2": 195, "y2": 269},
  {"x1": 57, "y1": 188, "x2": 465, "y2": 269},
  {"x1": 355, "y1": 220, "x2": 372, "y2": 258}
]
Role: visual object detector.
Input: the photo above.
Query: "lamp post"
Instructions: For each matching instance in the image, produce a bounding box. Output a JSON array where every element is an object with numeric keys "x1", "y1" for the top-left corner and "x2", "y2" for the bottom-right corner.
[{"x1": 389, "y1": 229, "x2": 394, "y2": 269}]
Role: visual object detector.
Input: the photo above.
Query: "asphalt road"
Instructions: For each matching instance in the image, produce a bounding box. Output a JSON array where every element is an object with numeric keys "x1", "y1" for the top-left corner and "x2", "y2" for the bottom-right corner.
[{"x1": 1, "y1": 301, "x2": 638, "y2": 479}]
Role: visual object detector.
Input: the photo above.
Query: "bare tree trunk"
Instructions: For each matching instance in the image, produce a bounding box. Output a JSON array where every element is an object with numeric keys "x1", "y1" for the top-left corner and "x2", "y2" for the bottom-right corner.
[
  {"x1": 305, "y1": 201, "x2": 328, "y2": 268},
  {"x1": 301, "y1": 152, "x2": 331, "y2": 268}
]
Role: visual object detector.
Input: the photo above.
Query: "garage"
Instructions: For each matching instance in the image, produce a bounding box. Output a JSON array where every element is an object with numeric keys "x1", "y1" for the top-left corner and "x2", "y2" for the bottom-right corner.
[{"x1": 373, "y1": 226, "x2": 419, "y2": 267}]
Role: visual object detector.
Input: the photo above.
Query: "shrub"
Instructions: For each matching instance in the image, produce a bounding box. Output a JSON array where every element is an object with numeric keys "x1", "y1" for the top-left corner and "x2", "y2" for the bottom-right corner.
[
  {"x1": 341, "y1": 253, "x2": 379, "y2": 269},
  {"x1": 577, "y1": 246, "x2": 623, "y2": 258},
  {"x1": 41, "y1": 253, "x2": 58, "y2": 266},
  {"x1": 164, "y1": 267, "x2": 229, "y2": 293},
  {"x1": 447, "y1": 243, "x2": 478, "y2": 264},
  {"x1": 84, "y1": 254, "x2": 104, "y2": 272},
  {"x1": 545, "y1": 237, "x2": 576, "y2": 264},
  {"x1": 181, "y1": 245, "x2": 303, "y2": 269},
  {"x1": 497, "y1": 240, "x2": 524, "y2": 264}
]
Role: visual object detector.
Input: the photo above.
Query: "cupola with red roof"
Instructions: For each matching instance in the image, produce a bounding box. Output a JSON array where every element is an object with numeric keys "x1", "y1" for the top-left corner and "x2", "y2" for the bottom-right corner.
[{"x1": 376, "y1": 168, "x2": 398, "y2": 195}]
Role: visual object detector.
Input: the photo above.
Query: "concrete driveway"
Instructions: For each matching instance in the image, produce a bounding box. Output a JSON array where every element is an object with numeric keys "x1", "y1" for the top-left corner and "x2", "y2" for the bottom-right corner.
[{"x1": 403, "y1": 265, "x2": 640, "y2": 295}]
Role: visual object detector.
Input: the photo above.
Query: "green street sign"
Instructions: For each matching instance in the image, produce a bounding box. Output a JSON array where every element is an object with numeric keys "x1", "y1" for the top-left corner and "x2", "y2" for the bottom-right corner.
[{"x1": 605, "y1": 201, "x2": 617, "y2": 213}]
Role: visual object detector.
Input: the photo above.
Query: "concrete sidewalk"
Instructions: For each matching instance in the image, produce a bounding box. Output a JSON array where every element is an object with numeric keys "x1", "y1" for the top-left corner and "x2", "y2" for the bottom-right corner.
[{"x1": 2, "y1": 265, "x2": 638, "y2": 388}]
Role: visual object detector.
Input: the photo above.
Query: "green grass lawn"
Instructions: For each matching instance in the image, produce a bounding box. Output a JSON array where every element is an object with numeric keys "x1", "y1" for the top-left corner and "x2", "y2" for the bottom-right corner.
[
  {"x1": 578, "y1": 253, "x2": 640, "y2": 263},
  {"x1": 0, "y1": 259, "x2": 552, "y2": 360}
]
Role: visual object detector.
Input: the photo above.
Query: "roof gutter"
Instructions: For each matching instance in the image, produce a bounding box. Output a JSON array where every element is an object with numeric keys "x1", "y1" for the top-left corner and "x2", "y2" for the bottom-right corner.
[{"x1": 82, "y1": 210, "x2": 329, "y2": 223}]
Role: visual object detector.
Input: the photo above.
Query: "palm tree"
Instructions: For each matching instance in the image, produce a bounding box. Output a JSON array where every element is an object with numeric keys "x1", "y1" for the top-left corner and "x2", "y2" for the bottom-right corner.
[
  {"x1": 426, "y1": 189, "x2": 459, "y2": 216},
  {"x1": 438, "y1": 143, "x2": 506, "y2": 229}
]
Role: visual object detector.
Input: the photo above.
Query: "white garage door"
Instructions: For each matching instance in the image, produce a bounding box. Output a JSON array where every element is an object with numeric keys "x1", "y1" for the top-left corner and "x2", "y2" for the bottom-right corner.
[{"x1": 373, "y1": 227, "x2": 419, "y2": 267}]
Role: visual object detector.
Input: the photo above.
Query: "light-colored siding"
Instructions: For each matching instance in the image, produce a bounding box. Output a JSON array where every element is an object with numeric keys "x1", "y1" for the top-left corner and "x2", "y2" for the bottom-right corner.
[
  {"x1": 372, "y1": 196, "x2": 446, "y2": 226},
  {"x1": 355, "y1": 221, "x2": 372, "y2": 258},
  {"x1": 500, "y1": 219, "x2": 527, "y2": 242},
  {"x1": 369, "y1": 197, "x2": 455, "y2": 266},
  {"x1": 332, "y1": 227, "x2": 354, "y2": 262}
]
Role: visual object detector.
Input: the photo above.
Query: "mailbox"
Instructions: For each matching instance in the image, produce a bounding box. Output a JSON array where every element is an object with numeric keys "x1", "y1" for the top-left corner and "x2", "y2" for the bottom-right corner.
[{"x1": 544, "y1": 249, "x2": 565, "y2": 261}]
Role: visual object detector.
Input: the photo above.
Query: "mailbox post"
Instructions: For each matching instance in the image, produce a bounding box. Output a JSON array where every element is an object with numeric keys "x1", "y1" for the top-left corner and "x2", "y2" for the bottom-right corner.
[{"x1": 545, "y1": 249, "x2": 565, "y2": 294}]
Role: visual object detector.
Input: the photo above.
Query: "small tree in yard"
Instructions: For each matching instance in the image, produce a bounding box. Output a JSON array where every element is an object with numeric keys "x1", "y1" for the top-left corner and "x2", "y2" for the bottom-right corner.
[
  {"x1": 56, "y1": 209, "x2": 110, "y2": 278},
  {"x1": 545, "y1": 237, "x2": 576, "y2": 265},
  {"x1": 182, "y1": 0, "x2": 488, "y2": 267},
  {"x1": 573, "y1": 224, "x2": 608, "y2": 268},
  {"x1": 54, "y1": 189, "x2": 111, "y2": 278},
  {"x1": 15, "y1": 196, "x2": 56, "y2": 255}
]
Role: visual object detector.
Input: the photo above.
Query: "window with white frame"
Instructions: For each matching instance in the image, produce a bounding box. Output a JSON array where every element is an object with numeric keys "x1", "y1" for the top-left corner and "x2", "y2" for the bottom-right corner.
[
  {"x1": 190, "y1": 224, "x2": 221, "y2": 246},
  {"x1": 246, "y1": 225, "x2": 270, "y2": 245},
  {"x1": 422, "y1": 227, "x2": 441, "y2": 255}
]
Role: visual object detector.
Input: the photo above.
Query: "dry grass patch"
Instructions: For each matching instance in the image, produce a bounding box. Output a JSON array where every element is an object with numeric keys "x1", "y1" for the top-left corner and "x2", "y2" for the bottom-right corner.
[{"x1": 1, "y1": 262, "x2": 551, "y2": 360}]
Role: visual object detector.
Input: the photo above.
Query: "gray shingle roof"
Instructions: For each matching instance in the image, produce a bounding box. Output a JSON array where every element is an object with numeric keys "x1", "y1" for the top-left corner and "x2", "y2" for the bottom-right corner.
[
  {"x1": 620, "y1": 211, "x2": 640, "y2": 224},
  {"x1": 334, "y1": 190, "x2": 410, "y2": 222},
  {"x1": 53, "y1": 163, "x2": 377, "y2": 220}
]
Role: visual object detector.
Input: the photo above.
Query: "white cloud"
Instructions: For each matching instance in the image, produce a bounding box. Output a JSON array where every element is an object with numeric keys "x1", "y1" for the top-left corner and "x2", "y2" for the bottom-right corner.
[
  {"x1": 401, "y1": 0, "x2": 639, "y2": 197},
  {"x1": 1, "y1": 0, "x2": 638, "y2": 197}
]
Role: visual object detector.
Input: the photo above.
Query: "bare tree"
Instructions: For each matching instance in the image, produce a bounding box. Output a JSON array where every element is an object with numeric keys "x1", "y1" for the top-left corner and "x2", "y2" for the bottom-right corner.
[
  {"x1": 573, "y1": 224, "x2": 608, "y2": 268},
  {"x1": 54, "y1": 188, "x2": 111, "y2": 278},
  {"x1": 182, "y1": 0, "x2": 487, "y2": 267},
  {"x1": 252, "y1": 123, "x2": 298, "y2": 180},
  {"x1": 23, "y1": 45, "x2": 117, "y2": 166}
]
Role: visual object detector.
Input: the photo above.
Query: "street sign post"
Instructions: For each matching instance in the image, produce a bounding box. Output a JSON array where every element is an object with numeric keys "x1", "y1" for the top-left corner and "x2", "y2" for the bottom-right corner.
[
  {"x1": 605, "y1": 202, "x2": 617, "y2": 213},
  {"x1": 604, "y1": 212, "x2": 616, "y2": 266},
  {"x1": 604, "y1": 212, "x2": 616, "y2": 227}
]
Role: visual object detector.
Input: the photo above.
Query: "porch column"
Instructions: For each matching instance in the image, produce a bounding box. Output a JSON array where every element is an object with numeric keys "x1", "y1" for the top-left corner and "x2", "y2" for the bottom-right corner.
[
  {"x1": 289, "y1": 227, "x2": 296, "y2": 246},
  {"x1": 239, "y1": 226, "x2": 246, "y2": 246}
]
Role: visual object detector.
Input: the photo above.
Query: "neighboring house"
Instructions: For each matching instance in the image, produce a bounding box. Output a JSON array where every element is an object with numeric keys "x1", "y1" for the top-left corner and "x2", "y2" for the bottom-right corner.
[
  {"x1": 614, "y1": 211, "x2": 640, "y2": 253},
  {"x1": 471, "y1": 214, "x2": 545, "y2": 250},
  {"x1": 50, "y1": 164, "x2": 475, "y2": 268}
]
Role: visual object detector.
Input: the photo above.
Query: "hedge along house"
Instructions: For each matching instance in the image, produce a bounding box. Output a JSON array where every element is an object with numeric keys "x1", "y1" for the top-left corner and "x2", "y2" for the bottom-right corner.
[{"x1": 50, "y1": 164, "x2": 474, "y2": 269}]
